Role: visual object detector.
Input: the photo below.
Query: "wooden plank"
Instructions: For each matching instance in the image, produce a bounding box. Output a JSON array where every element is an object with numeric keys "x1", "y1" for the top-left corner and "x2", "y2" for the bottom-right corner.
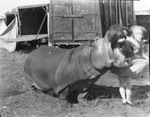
[
  {"x1": 17, "y1": 4, "x2": 48, "y2": 9},
  {"x1": 7, "y1": 34, "x2": 48, "y2": 43}
]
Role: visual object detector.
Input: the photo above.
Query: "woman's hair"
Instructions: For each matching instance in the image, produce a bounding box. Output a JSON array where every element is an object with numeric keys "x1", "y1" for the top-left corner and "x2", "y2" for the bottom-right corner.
[{"x1": 130, "y1": 25, "x2": 147, "y2": 34}]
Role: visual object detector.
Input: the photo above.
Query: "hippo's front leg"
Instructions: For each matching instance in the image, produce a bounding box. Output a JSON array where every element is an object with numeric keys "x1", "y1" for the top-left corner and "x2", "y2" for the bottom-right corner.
[
  {"x1": 77, "y1": 92, "x2": 90, "y2": 107},
  {"x1": 59, "y1": 87, "x2": 73, "y2": 108}
]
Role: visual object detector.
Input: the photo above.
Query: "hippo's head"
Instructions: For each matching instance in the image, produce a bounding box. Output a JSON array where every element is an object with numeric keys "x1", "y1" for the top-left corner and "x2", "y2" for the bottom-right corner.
[
  {"x1": 89, "y1": 25, "x2": 134, "y2": 69},
  {"x1": 105, "y1": 25, "x2": 134, "y2": 68}
]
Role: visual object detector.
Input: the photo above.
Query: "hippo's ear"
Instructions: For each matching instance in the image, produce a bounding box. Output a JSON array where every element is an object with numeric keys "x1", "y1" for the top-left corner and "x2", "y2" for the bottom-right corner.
[
  {"x1": 88, "y1": 37, "x2": 99, "y2": 46},
  {"x1": 104, "y1": 31, "x2": 109, "y2": 39},
  {"x1": 123, "y1": 27, "x2": 131, "y2": 36},
  {"x1": 88, "y1": 40, "x2": 94, "y2": 46}
]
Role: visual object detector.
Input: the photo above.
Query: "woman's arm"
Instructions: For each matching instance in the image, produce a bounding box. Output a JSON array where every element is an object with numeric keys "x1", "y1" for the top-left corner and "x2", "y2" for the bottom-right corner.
[{"x1": 142, "y1": 53, "x2": 149, "y2": 60}]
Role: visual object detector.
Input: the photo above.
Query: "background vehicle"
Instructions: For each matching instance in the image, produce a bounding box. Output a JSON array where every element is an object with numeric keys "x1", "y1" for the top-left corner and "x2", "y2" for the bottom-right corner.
[
  {"x1": 49, "y1": 0, "x2": 136, "y2": 46},
  {"x1": 0, "y1": 0, "x2": 136, "y2": 50}
]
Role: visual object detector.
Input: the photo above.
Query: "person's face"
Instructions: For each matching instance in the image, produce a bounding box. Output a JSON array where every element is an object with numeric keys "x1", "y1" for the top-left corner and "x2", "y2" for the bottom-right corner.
[{"x1": 132, "y1": 29, "x2": 143, "y2": 41}]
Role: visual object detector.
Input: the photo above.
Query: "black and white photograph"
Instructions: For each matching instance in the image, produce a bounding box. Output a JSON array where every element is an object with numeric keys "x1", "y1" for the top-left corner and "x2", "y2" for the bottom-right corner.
[{"x1": 0, "y1": 0, "x2": 149, "y2": 117}]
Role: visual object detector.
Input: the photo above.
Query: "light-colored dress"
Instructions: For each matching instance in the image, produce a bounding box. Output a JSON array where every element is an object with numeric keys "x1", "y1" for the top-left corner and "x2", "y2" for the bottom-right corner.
[
  {"x1": 111, "y1": 36, "x2": 149, "y2": 77},
  {"x1": 126, "y1": 36, "x2": 149, "y2": 74}
]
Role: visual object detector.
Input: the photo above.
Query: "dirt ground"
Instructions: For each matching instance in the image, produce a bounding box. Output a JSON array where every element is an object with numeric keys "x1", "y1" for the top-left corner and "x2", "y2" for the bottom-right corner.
[{"x1": 0, "y1": 47, "x2": 150, "y2": 117}]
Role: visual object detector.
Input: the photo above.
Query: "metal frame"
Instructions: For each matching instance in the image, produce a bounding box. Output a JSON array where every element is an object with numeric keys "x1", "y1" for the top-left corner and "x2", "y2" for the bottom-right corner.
[{"x1": 17, "y1": 4, "x2": 49, "y2": 37}]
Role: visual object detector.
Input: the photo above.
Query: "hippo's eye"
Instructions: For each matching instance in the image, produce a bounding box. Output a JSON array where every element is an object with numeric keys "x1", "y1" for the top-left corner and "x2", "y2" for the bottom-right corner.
[
  {"x1": 120, "y1": 35, "x2": 126, "y2": 39},
  {"x1": 118, "y1": 38, "x2": 125, "y2": 43}
]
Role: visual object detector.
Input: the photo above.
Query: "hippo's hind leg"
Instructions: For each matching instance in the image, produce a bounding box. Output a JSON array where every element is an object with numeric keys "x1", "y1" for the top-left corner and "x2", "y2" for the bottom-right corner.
[
  {"x1": 24, "y1": 72, "x2": 43, "y2": 93},
  {"x1": 31, "y1": 82, "x2": 43, "y2": 92}
]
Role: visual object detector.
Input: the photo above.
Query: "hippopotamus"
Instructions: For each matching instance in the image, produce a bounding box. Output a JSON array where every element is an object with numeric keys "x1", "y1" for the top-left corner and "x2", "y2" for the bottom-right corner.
[{"x1": 24, "y1": 25, "x2": 134, "y2": 107}]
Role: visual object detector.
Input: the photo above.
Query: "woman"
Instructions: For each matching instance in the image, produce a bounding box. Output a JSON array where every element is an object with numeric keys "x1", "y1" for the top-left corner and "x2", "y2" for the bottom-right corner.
[{"x1": 112, "y1": 25, "x2": 149, "y2": 105}]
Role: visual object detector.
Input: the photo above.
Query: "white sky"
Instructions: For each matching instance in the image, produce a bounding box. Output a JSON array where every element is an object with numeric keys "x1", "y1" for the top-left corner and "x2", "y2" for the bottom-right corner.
[
  {"x1": 0, "y1": 0, "x2": 150, "y2": 16},
  {"x1": 134, "y1": 0, "x2": 150, "y2": 11},
  {"x1": 0, "y1": 0, "x2": 49, "y2": 16}
]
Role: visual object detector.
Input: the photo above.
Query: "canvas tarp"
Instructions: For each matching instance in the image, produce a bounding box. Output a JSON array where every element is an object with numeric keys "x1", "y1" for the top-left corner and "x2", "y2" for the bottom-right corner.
[
  {"x1": 0, "y1": 18, "x2": 7, "y2": 35},
  {"x1": 0, "y1": 17, "x2": 18, "y2": 52}
]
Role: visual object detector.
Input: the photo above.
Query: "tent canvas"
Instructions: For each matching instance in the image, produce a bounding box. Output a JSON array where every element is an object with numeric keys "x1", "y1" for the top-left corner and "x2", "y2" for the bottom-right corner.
[
  {"x1": 0, "y1": 17, "x2": 18, "y2": 52},
  {"x1": 0, "y1": 18, "x2": 7, "y2": 35}
]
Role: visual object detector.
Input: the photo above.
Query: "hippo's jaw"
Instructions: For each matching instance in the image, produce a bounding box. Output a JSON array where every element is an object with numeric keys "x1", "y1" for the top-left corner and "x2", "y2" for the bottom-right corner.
[{"x1": 111, "y1": 47, "x2": 133, "y2": 68}]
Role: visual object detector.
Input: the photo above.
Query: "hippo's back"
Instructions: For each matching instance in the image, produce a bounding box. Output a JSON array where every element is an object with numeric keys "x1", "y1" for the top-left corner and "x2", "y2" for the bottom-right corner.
[{"x1": 24, "y1": 46, "x2": 68, "y2": 91}]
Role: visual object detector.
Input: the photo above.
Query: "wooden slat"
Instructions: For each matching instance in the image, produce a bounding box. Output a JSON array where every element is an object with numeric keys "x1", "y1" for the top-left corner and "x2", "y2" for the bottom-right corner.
[{"x1": 7, "y1": 34, "x2": 48, "y2": 43}]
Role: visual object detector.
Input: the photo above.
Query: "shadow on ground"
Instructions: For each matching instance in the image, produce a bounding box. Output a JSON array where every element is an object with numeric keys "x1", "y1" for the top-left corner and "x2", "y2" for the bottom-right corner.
[{"x1": 62, "y1": 84, "x2": 150, "y2": 104}]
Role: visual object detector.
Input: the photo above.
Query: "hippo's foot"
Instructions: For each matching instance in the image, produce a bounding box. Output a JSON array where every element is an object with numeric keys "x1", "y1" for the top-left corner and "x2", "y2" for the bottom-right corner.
[
  {"x1": 59, "y1": 88, "x2": 73, "y2": 108},
  {"x1": 78, "y1": 98, "x2": 90, "y2": 107},
  {"x1": 60, "y1": 100, "x2": 73, "y2": 108},
  {"x1": 77, "y1": 92, "x2": 91, "y2": 107},
  {"x1": 31, "y1": 85, "x2": 42, "y2": 93},
  {"x1": 89, "y1": 97, "x2": 100, "y2": 107}
]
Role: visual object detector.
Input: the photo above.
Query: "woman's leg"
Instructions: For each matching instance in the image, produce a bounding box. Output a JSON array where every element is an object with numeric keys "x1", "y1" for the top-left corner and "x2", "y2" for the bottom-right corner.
[
  {"x1": 125, "y1": 76, "x2": 133, "y2": 105},
  {"x1": 118, "y1": 76, "x2": 126, "y2": 103}
]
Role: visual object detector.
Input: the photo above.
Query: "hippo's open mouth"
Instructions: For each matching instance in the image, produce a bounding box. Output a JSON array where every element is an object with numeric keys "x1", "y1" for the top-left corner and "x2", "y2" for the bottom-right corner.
[{"x1": 110, "y1": 39, "x2": 133, "y2": 68}]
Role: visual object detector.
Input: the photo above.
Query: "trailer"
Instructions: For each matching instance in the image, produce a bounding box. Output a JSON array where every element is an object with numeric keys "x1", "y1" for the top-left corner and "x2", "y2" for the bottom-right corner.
[{"x1": 49, "y1": 0, "x2": 136, "y2": 46}]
